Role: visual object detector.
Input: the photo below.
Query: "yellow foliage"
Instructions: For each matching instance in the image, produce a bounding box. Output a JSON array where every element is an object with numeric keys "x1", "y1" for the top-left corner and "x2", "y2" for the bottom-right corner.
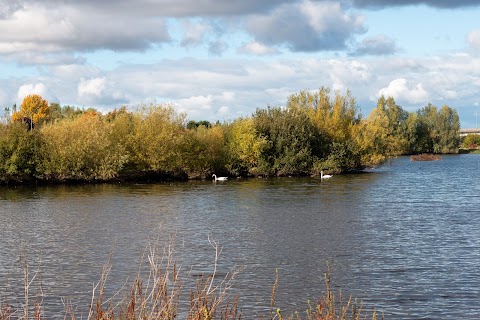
[
  {"x1": 226, "y1": 118, "x2": 266, "y2": 174},
  {"x1": 288, "y1": 88, "x2": 358, "y2": 143},
  {"x1": 12, "y1": 94, "x2": 50, "y2": 125},
  {"x1": 131, "y1": 104, "x2": 185, "y2": 172},
  {"x1": 39, "y1": 114, "x2": 128, "y2": 181}
]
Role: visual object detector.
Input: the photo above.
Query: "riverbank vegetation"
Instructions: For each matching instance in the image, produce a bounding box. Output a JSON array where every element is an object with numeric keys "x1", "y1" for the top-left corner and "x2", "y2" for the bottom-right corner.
[
  {"x1": 459, "y1": 133, "x2": 480, "y2": 154},
  {"x1": 0, "y1": 88, "x2": 460, "y2": 183},
  {"x1": 0, "y1": 239, "x2": 381, "y2": 320}
]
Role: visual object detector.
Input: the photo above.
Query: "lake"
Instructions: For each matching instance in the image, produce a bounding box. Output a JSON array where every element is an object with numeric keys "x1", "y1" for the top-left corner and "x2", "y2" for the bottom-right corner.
[{"x1": 1, "y1": 155, "x2": 480, "y2": 319}]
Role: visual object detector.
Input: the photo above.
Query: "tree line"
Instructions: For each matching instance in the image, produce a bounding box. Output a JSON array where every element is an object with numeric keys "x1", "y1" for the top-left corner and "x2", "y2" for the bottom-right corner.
[{"x1": 0, "y1": 88, "x2": 460, "y2": 183}]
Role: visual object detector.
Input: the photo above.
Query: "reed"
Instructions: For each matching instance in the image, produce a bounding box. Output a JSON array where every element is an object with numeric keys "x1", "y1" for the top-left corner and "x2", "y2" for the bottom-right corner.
[{"x1": 1, "y1": 239, "x2": 381, "y2": 320}]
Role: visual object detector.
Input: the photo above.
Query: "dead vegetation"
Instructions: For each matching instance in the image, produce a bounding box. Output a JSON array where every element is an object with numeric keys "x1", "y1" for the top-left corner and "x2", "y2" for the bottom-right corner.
[{"x1": 1, "y1": 238, "x2": 381, "y2": 320}]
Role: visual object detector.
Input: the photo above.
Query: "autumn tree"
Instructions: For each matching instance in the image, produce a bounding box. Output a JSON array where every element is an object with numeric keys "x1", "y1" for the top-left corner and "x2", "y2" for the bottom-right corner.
[
  {"x1": 130, "y1": 104, "x2": 185, "y2": 175},
  {"x1": 224, "y1": 118, "x2": 267, "y2": 176},
  {"x1": 12, "y1": 94, "x2": 50, "y2": 126},
  {"x1": 39, "y1": 112, "x2": 128, "y2": 181}
]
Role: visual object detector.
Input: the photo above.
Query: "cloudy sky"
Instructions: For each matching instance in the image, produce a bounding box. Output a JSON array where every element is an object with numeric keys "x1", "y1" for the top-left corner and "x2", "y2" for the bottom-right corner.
[{"x1": 2, "y1": 0, "x2": 480, "y2": 127}]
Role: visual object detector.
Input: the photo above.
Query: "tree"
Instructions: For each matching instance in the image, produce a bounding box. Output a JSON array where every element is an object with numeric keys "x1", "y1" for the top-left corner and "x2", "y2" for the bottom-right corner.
[
  {"x1": 463, "y1": 134, "x2": 480, "y2": 148},
  {"x1": 415, "y1": 104, "x2": 460, "y2": 154},
  {"x1": 186, "y1": 120, "x2": 212, "y2": 129},
  {"x1": 130, "y1": 104, "x2": 185, "y2": 174},
  {"x1": 225, "y1": 118, "x2": 267, "y2": 176},
  {"x1": 253, "y1": 106, "x2": 324, "y2": 176},
  {"x1": 435, "y1": 105, "x2": 460, "y2": 153},
  {"x1": 179, "y1": 125, "x2": 226, "y2": 178},
  {"x1": 12, "y1": 94, "x2": 50, "y2": 127},
  {"x1": 49, "y1": 103, "x2": 86, "y2": 122},
  {"x1": 39, "y1": 113, "x2": 128, "y2": 181},
  {"x1": 0, "y1": 122, "x2": 41, "y2": 181}
]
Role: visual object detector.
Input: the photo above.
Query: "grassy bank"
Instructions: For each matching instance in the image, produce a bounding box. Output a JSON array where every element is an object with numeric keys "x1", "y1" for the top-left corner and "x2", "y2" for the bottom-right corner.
[
  {"x1": 458, "y1": 148, "x2": 480, "y2": 154},
  {"x1": 0, "y1": 239, "x2": 382, "y2": 320}
]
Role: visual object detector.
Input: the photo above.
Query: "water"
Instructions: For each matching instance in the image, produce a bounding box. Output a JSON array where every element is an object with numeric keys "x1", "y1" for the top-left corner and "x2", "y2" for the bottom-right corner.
[{"x1": 1, "y1": 155, "x2": 480, "y2": 319}]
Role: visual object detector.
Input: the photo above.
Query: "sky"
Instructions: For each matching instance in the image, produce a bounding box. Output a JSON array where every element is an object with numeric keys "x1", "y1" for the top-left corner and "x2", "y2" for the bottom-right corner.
[{"x1": 2, "y1": 0, "x2": 480, "y2": 128}]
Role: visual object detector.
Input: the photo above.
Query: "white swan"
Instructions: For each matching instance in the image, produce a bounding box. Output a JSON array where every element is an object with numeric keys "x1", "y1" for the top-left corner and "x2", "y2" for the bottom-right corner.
[
  {"x1": 321, "y1": 170, "x2": 333, "y2": 179},
  {"x1": 212, "y1": 174, "x2": 228, "y2": 181}
]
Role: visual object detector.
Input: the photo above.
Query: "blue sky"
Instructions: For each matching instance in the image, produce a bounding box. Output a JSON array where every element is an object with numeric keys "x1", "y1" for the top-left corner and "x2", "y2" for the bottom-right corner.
[{"x1": 2, "y1": 0, "x2": 480, "y2": 128}]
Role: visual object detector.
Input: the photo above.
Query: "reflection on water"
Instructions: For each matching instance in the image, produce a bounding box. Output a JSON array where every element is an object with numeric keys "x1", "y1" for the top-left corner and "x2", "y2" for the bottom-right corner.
[{"x1": 1, "y1": 155, "x2": 480, "y2": 319}]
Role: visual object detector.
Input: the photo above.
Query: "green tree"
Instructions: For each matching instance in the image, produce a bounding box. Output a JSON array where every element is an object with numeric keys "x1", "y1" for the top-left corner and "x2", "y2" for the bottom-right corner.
[
  {"x1": 49, "y1": 103, "x2": 93, "y2": 123},
  {"x1": 0, "y1": 122, "x2": 41, "y2": 181},
  {"x1": 179, "y1": 125, "x2": 226, "y2": 178},
  {"x1": 253, "y1": 106, "x2": 324, "y2": 176},
  {"x1": 287, "y1": 88, "x2": 366, "y2": 173},
  {"x1": 404, "y1": 112, "x2": 423, "y2": 154},
  {"x1": 186, "y1": 120, "x2": 212, "y2": 129},
  {"x1": 463, "y1": 134, "x2": 480, "y2": 148},
  {"x1": 435, "y1": 105, "x2": 460, "y2": 153},
  {"x1": 415, "y1": 104, "x2": 460, "y2": 154}
]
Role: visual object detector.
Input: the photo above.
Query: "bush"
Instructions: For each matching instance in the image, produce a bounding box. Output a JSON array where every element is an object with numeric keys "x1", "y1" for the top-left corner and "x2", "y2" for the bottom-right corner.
[
  {"x1": 462, "y1": 134, "x2": 480, "y2": 149},
  {"x1": 39, "y1": 113, "x2": 128, "y2": 181},
  {"x1": 0, "y1": 122, "x2": 42, "y2": 182}
]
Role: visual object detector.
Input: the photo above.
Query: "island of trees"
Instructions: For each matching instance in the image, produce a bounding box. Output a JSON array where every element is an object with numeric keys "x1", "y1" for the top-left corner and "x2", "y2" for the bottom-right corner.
[{"x1": 0, "y1": 88, "x2": 461, "y2": 183}]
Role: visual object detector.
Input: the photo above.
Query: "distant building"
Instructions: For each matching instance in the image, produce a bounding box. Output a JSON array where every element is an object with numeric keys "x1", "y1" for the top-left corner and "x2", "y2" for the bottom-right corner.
[{"x1": 460, "y1": 128, "x2": 480, "y2": 137}]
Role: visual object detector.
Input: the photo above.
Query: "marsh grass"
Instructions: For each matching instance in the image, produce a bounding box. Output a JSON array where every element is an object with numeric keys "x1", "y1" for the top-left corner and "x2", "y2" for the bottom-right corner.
[{"x1": 1, "y1": 239, "x2": 381, "y2": 320}]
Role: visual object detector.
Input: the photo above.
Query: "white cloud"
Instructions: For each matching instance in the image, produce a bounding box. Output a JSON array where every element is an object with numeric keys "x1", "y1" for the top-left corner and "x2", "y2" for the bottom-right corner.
[
  {"x1": 17, "y1": 83, "x2": 59, "y2": 104},
  {"x1": 78, "y1": 78, "x2": 106, "y2": 97},
  {"x1": 467, "y1": 30, "x2": 480, "y2": 50},
  {"x1": 328, "y1": 59, "x2": 371, "y2": 91},
  {"x1": 221, "y1": 91, "x2": 235, "y2": 101},
  {"x1": 180, "y1": 20, "x2": 211, "y2": 48},
  {"x1": 237, "y1": 41, "x2": 278, "y2": 55},
  {"x1": 377, "y1": 78, "x2": 429, "y2": 104},
  {"x1": 173, "y1": 92, "x2": 238, "y2": 119},
  {"x1": 218, "y1": 106, "x2": 230, "y2": 116},
  {"x1": 0, "y1": 3, "x2": 170, "y2": 55},
  {"x1": 4, "y1": 50, "x2": 480, "y2": 126},
  {"x1": 178, "y1": 95, "x2": 213, "y2": 110},
  {"x1": 49, "y1": 64, "x2": 102, "y2": 81},
  {"x1": 351, "y1": 34, "x2": 398, "y2": 56},
  {"x1": 17, "y1": 83, "x2": 48, "y2": 100},
  {"x1": 77, "y1": 77, "x2": 127, "y2": 106},
  {"x1": 5, "y1": 52, "x2": 85, "y2": 66}
]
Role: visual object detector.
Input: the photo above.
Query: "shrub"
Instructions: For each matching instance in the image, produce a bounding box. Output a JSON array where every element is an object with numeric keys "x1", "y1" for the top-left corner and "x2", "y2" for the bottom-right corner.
[{"x1": 39, "y1": 113, "x2": 128, "y2": 181}]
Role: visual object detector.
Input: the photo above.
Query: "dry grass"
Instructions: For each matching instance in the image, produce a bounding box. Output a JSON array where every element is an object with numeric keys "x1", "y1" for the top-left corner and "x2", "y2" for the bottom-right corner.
[
  {"x1": 267, "y1": 264, "x2": 382, "y2": 320},
  {"x1": 1, "y1": 239, "x2": 381, "y2": 320}
]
